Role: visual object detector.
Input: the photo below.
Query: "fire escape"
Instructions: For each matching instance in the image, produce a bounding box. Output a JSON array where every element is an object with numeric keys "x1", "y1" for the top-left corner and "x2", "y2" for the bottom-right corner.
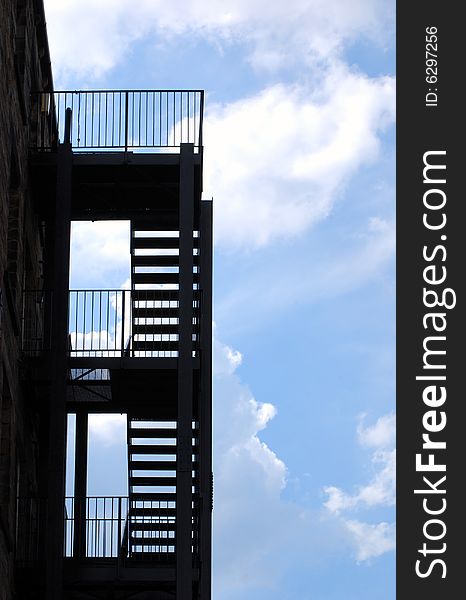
[{"x1": 19, "y1": 91, "x2": 212, "y2": 600}]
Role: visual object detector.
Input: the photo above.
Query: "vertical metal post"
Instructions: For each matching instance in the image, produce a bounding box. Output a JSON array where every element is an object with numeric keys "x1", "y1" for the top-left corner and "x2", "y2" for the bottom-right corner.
[
  {"x1": 177, "y1": 143, "x2": 195, "y2": 599},
  {"x1": 64, "y1": 106, "x2": 72, "y2": 145},
  {"x1": 199, "y1": 199, "x2": 213, "y2": 600},
  {"x1": 117, "y1": 496, "x2": 122, "y2": 573},
  {"x1": 73, "y1": 411, "x2": 88, "y2": 559},
  {"x1": 198, "y1": 92, "x2": 204, "y2": 151},
  {"x1": 124, "y1": 91, "x2": 129, "y2": 153},
  {"x1": 45, "y1": 107, "x2": 73, "y2": 600},
  {"x1": 121, "y1": 290, "x2": 126, "y2": 356}
]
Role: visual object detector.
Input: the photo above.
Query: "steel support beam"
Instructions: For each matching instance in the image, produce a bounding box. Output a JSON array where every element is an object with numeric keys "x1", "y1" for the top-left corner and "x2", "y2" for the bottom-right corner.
[
  {"x1": 46, "y1": 108, "x2": 73, "y2": 600},
  {"x1": 73, "y1": 411, "x2": 88, "y2": 559},
  {"x1": 177, "y1": 143, "x2": 195, "y2": 599},
  {"x1": 198, "y1": 199, "x2": 213, "y2": 600}
]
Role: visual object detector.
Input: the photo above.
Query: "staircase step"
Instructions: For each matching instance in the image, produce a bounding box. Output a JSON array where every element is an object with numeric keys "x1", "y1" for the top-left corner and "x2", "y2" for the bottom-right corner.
[
  {"x1": 130, "y1": 460, "x2": 177, "y2": 470},
  {"x1": 131, "y1": 233, "x2": 180, "y2": 250},
  {"x1": 130, "y1": 492, "x2": 176, "y2": 501},
  {"x1": 130, "y1": 476, "x2": 177, "y2": 487},
  {"x1": 130, "y1": 522, "x2": 176, "y2": 532},
  {"x1": 133, "y1": 307, "x2": 178, "y2": 319},
  {"x1": 129, "y1": 551, "x2": 176, "y2": 559},
  {"x1": 132, "y1": 272, "x2": 179, "y2": 285},
  {"x1": 132, "y1": 290, "x2": 180, "y2": 301},
  {"x1": 132, "y1": 255, "x2": 198, "y2": 267},
  {"x1": 131, "y1": 340, "x2": 181, "y2": 352},
  {"x1": 132, "y1": 237, "x2": 199, "y2": 249},
  {"x1": 133, "y1": 255, "x2": 179, "y2": 267},
  {"x1": 129, "y1": 445, "x2": 177, "y2": 454},
  {"x1": 130, "y1": 540, "x2": 176, "y2": 548},
  {"x1": 132, "y1": 237, "x2": 180, "y2": 249},
  {"x1": 131, "y1": 221, "x2": 178, "y2": 231},
  {"x1": 132, "y1": 324, "x2": 179, "y2": 335},
  {"x1": 129, "y1": 506, "x2": 177, "y2": 517},
  {"x1": 129, "y1": 428, "x2": 177, "y2": 438},
  {"x1": 131, "y1": 340, "x2": 199, "y2": 351}
]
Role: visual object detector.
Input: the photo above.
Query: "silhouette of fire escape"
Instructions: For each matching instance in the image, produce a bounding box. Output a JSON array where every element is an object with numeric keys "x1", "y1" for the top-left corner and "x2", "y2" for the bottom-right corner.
[{"x1": 21, "y1": 90, "x2": 212, "y2": 600}]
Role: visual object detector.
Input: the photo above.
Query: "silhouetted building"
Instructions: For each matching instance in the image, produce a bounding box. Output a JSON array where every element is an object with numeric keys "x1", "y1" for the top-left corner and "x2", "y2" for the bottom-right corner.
[{"x1": 0, "y1": 2, "x2": 212, "y2": 599}]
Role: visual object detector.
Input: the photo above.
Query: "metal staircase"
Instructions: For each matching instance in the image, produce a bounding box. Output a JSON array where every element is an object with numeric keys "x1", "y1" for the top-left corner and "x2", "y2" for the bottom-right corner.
[
  {"x1": 130, "y1": 220, "x2": 199, "y2": 357},
  {"x1": 131, "y1": 221, "x2": 180, "y2": 357},
  {"x1": 127, "y1": 418, "x2": 199, "y2": 561},
  {"x1": 23, "y1": 88, "x2": 211, "y2": 599},
  {"x1": 127, "y1": 419, "x2": 178, "y2": 560}
]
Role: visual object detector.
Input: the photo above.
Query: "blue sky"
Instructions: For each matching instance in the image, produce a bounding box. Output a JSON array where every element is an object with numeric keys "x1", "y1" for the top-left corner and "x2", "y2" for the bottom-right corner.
[{"x1": 46, "y1": 0, "x2": 396, "y2": 597}]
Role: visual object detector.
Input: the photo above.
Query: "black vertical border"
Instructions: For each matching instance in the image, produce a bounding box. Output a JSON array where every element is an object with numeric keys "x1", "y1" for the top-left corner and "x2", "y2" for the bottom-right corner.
[{"x1": 397, "y1": 3, "x2": 464, "y2": 597}]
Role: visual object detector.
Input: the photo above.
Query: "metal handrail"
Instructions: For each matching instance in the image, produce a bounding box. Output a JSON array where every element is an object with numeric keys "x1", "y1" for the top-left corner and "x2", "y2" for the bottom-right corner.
[
  {"x1": 21, "y1": 287, "x2": 200, "y2": 357},
  {"x1": 30, "y1": 90, "x2": 204, "y2": 152}
]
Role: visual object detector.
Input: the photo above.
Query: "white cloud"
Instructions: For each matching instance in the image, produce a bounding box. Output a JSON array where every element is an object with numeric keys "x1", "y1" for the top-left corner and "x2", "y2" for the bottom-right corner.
[
  {"x1": 213, "y1": 337, "x2": 289, "y2": 593},
  {"x1": 358, "y1": 412, "x2": 396, "y2": 449},
  {"x1": 216, "y1": 216, "x2": 395, "y2": 334},
  {"x1": 70, "y1": 221, "x2": 130, "y2": 287},
  {"x1": 323, "y1": 412, "x2": 395, "y2": 561},
  {"x1": 204, "y1": 69, "x2": 394, "y2": 248},
  {"x1": 212, "y1": 336, "x2": 395, "y2": 595},
  {"x1": 214, "y1": 332, "x2": 243, "y2": 375},
  {"x1": 46, "y1": 4, "x2": 394, "y2": 252},
  {"x1": 44, "y1": 0, "x2": 393, "y2": 81},
  {"x1": 324, "y1": 448, "x2": 395, "y2": 513},
  {"x1": 345, "y1": 520, "x2": 395, "y2": 562},
  {"x1": 88, "y1": 413, "x2": 127, "y2": 447}
]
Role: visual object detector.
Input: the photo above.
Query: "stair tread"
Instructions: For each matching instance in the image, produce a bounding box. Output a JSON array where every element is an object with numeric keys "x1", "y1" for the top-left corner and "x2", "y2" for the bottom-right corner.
[
  {"x1": 132, "y1": 272, "x2": 179, "y2": 284},
  {"x1": 130, "y1": 523, "x2": 176, "y2": 531},
  {"x1": 129, "y1": 506, "x2": 177, "y2": 516},
  {"x1": 132, "y1": 255, "x2": 199, "y2": 267},
  {"x1": 131, "y1": 340, "x2": 200, "y2": 351},
  {"x1": 133, "y1": 308, "x2": 178, "y2": 319},
  {"x1": 129, "y1": 445, "x2": 178, "y2": 454},
  {"x1": 130, "y1": 460, "x2": 177, "y2": 470},
  {"x1": 132, "y1": 237, "x2": 180, "y2": 249},
  {"x1": 131, "y1": 290, "x2": 180, "y2": 301},
  {"x1": 132, "y1": 324, "x2": 179, "y2": 335},
  {"x1": 130, "y1": 476, "x2": 177, "y2": 486},
  {"x1": 129, "y1": 428, "x2": 177, "y2": 438},
  {"x1": 129, "y1": 552, "x2": 176, "y2": 559},
  {"x1": 130, "y1": 492, "x2": 177, "y2": 500},
  {"x1": 131, "y1": 340, "x2": 181, "y2": 351}
]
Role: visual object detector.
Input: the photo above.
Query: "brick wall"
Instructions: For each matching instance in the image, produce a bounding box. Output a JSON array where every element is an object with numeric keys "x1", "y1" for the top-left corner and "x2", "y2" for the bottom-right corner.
[{"x1": 0, "y1": 2, "x2": 54, "y2": 597}]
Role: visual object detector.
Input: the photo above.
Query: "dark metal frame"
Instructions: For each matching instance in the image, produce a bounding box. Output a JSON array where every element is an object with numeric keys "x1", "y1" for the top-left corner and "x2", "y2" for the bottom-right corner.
[
  {"x1": 24, "y1": 91, "x2": 211, "y2": 600},
  {"x1": 31, "y1": 90, "x2": 204, "y2": 152}
]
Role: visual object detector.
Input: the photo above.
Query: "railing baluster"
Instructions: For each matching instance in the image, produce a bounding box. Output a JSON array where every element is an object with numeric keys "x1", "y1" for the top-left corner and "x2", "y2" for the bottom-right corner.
[
  {"x1": 138, "y1": 92, "x2": 142, "y2": 147},
  {"x1": 105, "y1": 92, "x2": 108, "y2": 147},
  {"x1": 32, "y1": 90, "x2": 203, "y2": 152},
  {"x1": 173, "y1": 91, "x2": 176, "y2": 147},
  {"x1": 159, "y1": 91, "x2": 162, "y2": 147},
  {"x1": 124, "y1": 91, "x2": 129, "y2": 152},
  {"x1": 165, "y1": 91, "x2": 169, "y2": 147}
]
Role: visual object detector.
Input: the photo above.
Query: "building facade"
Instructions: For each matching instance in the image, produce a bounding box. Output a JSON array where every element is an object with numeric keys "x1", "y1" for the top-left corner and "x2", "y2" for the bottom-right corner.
[{"x1": 0, "y1": 2, "x2": 212, "y2": 599}]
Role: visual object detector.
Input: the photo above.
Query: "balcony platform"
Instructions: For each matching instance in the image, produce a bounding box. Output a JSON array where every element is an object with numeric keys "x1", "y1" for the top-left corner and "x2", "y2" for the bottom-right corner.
[
  {"x1": 29, "y1": 89, "x2": 204, "y2": 222},
  {"x1": 67, "y1": 359, "x2": 199, "y2": 419},
  {"x1": 30, "y1": 150, "x2": 202, "y2": 224}
]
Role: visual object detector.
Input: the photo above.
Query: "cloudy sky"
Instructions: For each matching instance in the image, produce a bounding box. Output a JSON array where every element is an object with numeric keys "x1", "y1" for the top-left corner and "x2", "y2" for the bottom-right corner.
[{"x1": 46, "y1": 0, "x2": 396, "y2": 598}]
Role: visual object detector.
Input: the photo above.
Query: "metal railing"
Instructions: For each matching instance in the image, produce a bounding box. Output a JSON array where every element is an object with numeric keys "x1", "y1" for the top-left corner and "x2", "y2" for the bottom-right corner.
[
  {"x1": 68, "y1": 289, "x2": 131, "y2": 357},
  {"x1": 21, "y1": 288, "x2": 199, "y2": 357},
  {"x1": 16, "y1": 495, "x2": 197, "y2": 562},
  {"x1": 31, "y1": 90, "x2": 204, "y2": 151},
  {"x1": 69, "y1": 289, "x2": 199, "y2": 357},
  {"x1": 65, "y1": 496, "x2": 128, "y2": 559},
  {"x1": 64, "y1": 496, "x2": 177, "y2": 560}
]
